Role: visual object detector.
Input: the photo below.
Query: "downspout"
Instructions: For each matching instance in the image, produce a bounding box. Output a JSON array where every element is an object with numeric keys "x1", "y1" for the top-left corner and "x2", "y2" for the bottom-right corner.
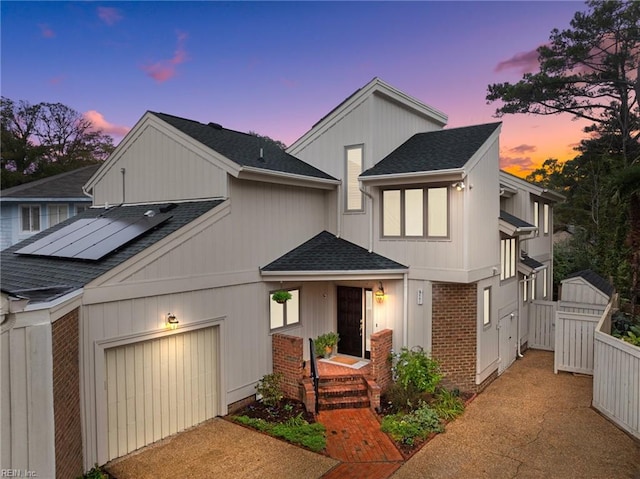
[
  {"x1": 517, "y1": 273, "x2": 537, "y2": 358},
  {"x1": 336, "y1": 183, "x2": 342, "y2": 238},
  {"x1": 403, "y1": 272, "x2": 409, "y2": 347},
  {"x1": 359, "y1": 183, "x2": 374, "y2": 252}
]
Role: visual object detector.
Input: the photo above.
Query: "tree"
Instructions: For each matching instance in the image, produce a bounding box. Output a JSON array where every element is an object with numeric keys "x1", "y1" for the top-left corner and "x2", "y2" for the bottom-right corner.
[
  {"x1": 488, "y1": 0, "x2": 640, "y2": 307},
  {"x1": 1, "y1": 98, "x2": 115, "y2": 188}
]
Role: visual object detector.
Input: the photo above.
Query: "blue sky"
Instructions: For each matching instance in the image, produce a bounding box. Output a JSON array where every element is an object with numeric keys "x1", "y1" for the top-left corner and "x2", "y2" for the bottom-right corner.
[{"x1": 1, "y1": 1, "x2": 590, "y2": 175}]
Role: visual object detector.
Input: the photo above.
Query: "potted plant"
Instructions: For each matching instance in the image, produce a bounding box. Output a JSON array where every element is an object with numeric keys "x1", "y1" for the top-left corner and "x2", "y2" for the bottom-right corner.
[
  {"x1": 271, "y1": 290, "x2": 292, "y2": 304},
  {"x1": 314, "y1": 332, "x2": 339, "y2": 358}
]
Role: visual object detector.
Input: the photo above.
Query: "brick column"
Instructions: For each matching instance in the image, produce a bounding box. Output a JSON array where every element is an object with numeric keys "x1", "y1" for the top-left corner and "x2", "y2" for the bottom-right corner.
[
  {"x1": 272, "y1": 333, "x2": 304, "y2": 401},
  {"x1": 52, "y1": 308, "x2": 83, "y2": 479},
  {"x1": 370, "y1": 329, "x2": 393, "y2": 392},
  {"x1": 432, "y1": 283, "x2": 478, "y2": 392}
]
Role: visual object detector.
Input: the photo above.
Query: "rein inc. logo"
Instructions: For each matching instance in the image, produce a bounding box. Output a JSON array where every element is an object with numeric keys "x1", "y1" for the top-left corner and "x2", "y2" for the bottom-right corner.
[{"x1": 0, "y1": 470, "x2": 37, "y2": 477}]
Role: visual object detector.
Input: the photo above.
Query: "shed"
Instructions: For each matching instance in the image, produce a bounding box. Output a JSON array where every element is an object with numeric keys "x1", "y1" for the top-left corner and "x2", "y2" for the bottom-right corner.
[{"x1": 560, "y1": 270, "x2": 614, "y2": 314}]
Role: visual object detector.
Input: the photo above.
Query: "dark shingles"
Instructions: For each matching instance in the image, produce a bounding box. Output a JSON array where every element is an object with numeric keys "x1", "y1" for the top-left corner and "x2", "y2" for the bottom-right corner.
[
  {"x1": 152, "y1": 113, "x2": 336, "y2": 181},
  {"x1": 520, "y1": 254, "x2": 545, "y2": 270},
  {"x1": 261, "y1": 231, "x2": 407, "y2": 272},
  {"x1": 1, "y1": 200, "x2": 222, "y2": 303},
  {"x1": 1, "y1": 164, "x2": 100, "y2": 198},
  {"x1": 361, "y1": 122, "x2": 501, "y2": 177},
  {"x1": 565, "y1": 269, "x2": 614, "y2": 298},
  {"x1": 500, "y1": 210, "x2": 536, "y2": 229}
]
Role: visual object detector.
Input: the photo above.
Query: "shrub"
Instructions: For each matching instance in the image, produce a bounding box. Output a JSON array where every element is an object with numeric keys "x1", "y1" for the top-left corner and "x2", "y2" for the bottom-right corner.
[
  {"x1": 432, "y1": 388, "x2": 465, "y2": 421},
  {"x1": 256, "y1": 372, "x2": 284, "y2": 407},
  {"x1": 78, "y1": 465, "x2": 108, "y2": 479},
  {"x1": 383, "y1": 382, "x2": 426, "y2": 413},
  {"x1": 391, "y1": 346, "x2": 442, "y2": 394},
  {"x1": 380, "y1": 401, "x2": 443, "y2": 446},
  {"x1": 234, "y1": 414, "x2": 326, "y2": 452}
]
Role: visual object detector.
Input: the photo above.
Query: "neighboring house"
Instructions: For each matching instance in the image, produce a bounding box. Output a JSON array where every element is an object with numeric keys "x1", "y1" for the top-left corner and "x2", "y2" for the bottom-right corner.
[
  {"x1": 0, "y1": 165, "x2": 99, "y2": 249},
  {"x1": 0, "y1": 78, "x2": 562, "y2": 476}
]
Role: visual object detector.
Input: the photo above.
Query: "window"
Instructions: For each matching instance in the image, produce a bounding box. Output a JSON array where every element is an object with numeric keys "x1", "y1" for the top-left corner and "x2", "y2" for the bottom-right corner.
[
  {"x1": 543, "y1": 269, "x2": 548, "y2": 298},
  {"x1": 483, "y1": 287, "x2": 491, "y2": 326},
  {"x1": 523, "y1": 275, "x2": 528, "y2": 302},
  {"x1": 533, "y1": 201, "x2": 539, "y2": 236},
  {"x1": 48, "y1": 204, "x2": 69, "y2": 227},
  {"x1": 382, "y1": 186, "x2": 448, "y2": 238},
  {"x1": 531, "y1": 276, "x2": 536, "y2": 301},
  {"x1": 543, "y1": 204, "x2": 549, "y2": 235},
  {"x1": 20, "y1": 205, "x2": 40, "y2": 232},
  {"x1": 345, "y1": 145, "x2": 363, "y2": 211},
  {"x1": 270, "y1": 289, "x2": 300, "y2": 330},
  {"x1": 75, "y1": 204, "x2": 88, "y2": 215},
  {"x1": 500, "y1": 236, "x2": 516, "y2": 280}
]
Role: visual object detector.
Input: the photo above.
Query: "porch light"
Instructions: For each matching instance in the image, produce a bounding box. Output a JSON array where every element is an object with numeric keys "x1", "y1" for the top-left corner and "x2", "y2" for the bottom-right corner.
[
  {"x1": 375, "y1": 282, "x2": 385, "y2": 304},
  {"x1": 452, "y1": 181, "x2": 465, "y2": 191},
  {"x1": 166, "y1": 313, "x2": 179, "y2": 330}
]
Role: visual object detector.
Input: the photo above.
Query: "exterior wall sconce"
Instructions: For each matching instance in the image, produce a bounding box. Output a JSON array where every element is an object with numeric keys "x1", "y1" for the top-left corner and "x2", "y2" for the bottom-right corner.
[
  {"x1": 167, "y1": 313, "x2": 179, "y2": 330},
  {"x1": 375, "y1": 282, "x2": 385, "y2": 304},
  {"x1": 452, "y1": 181, "x2": 465, "y2": 191}
]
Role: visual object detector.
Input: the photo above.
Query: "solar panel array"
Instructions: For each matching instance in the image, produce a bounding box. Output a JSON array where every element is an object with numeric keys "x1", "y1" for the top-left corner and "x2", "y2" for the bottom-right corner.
[{"x1": 16, "y1": 213, "x2": 172, "y2": 261}]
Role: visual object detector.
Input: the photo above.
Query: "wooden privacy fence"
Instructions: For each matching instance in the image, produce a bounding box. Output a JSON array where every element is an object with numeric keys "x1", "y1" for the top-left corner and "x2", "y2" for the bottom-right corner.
[
  {"x1": 554, "y1": 310, "x2": 600, "y2": 374},
  {"x1": 529, "y1": 300, "x2": 557, "y2": 351},
  {"x1": 593, "y1": 302, "x2": 640, "y2": 440}
]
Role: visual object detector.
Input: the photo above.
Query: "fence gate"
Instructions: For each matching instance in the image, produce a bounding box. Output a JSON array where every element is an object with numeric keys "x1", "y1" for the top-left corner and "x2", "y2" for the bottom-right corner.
[
  {"x1": 529, "y1": 300, "x2": 557, "y2": 351},
  {"x1": 554, "y1": 310, "x2": 600, "y2": 374}
]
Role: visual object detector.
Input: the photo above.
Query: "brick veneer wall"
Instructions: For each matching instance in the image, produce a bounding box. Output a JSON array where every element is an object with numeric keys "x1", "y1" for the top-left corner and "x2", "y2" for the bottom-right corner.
[
  {"x1": 52, "y1": 308, "x2": 83, "y2": 479},
  {"x1": 432, "y1": 283, "x2": 478, "y2": 392},
  {"x1": 272, "y1": 333, "x2": 304, "y2": 401}
]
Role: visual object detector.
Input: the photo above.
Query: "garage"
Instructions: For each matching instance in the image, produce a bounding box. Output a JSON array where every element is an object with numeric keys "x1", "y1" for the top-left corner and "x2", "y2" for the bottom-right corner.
[{"x1": 105, "y1": 326, "x2": 220, "y2": 461}]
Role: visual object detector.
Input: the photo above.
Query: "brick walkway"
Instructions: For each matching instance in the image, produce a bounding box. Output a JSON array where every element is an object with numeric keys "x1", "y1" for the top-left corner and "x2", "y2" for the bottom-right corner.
[{"x1": 318, "y1": 408, "x2": 404, "y2": 479}]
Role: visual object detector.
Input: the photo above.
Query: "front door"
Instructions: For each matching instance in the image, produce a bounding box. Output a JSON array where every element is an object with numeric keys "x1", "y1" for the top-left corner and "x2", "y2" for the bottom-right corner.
[
  {"x1": 337, "y1": 286, "x2": 363, "y2": 357},
  {"x1": 498, "y1": 312, "x2": 517, "y2": 375}
]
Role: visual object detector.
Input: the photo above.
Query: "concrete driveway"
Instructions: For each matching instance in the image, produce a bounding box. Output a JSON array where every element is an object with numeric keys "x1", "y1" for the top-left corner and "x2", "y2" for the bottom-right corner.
[{"x1": 106, "y1": 350, "x2": 639, "y2": 479}]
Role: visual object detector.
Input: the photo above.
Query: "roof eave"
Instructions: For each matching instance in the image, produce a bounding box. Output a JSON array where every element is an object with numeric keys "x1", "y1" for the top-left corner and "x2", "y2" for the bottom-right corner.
[
  {"x1": 260, "y1": 269, "x2": 408, "y2": 281},
  {"x1": 238, "y1": 167, "x2": 340, "y2": 190},
  {"x1": 359, "y1": 168, "x2": 465, "y2": 186},
  {"x1": 499, "y1": 219, "x2": 538, "y2": 236}
]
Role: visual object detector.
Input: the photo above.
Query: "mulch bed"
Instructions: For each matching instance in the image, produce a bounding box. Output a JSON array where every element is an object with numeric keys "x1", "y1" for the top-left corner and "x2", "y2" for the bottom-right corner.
[{"x1": 232, "y1": 397, "x2": 317, "y2": 424}]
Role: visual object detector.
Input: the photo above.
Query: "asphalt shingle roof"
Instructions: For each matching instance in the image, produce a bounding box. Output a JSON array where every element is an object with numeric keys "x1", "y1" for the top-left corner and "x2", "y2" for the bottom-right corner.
[
  {"x1": 1, "y1": 200, "x2": 222, "y2": 303},
  {"x1": 565, "y1": 269, "x2": 614, "y2": 298},
  {"x1": 520, "y1": 253, "x2": 545, "y2": 271},
  {"x1": 0, "y1": 164, "x2": 100, "y2": 199},
  {"x1": 361, "y1": 122, "x2": 501, "y2": 177},
  {"x1": 500, "y1": 210, "x2": 536, "y2": 229},
  {"x1": 152, "y1": 112, "x2": 336, "y2": 181},
  {"x1": 261, "y1": 231, "x2": 407, "y2": 272}
]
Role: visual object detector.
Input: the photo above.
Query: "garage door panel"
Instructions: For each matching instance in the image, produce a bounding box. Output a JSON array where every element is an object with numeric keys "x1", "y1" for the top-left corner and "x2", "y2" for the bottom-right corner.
[{"x1": 105, "y1": 326, "x2": 219, "y2": 461}]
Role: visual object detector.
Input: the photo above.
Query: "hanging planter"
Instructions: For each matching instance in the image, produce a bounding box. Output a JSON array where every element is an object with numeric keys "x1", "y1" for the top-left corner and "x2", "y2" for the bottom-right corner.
[{"x1": 272, "y1": 290, "x2": 292, "y2": 304}]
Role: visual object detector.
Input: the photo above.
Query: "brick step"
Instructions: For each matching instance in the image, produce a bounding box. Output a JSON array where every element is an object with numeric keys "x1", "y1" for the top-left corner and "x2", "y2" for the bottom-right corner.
[
  {"x1": 318, "y1": 375, "x2": 366, "y2": 386},
  {"x1": 318, "y1": 395, "x2": 371, "y2": 411},
  {"x1": 318, "y1": 382, "x2": 368, "y2": 398}
]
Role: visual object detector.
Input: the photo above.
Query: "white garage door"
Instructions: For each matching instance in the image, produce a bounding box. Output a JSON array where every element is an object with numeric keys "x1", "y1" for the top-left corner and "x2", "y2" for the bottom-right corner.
[{"x1": 105, "y1": 326, "x2": 219, "y2": 461}]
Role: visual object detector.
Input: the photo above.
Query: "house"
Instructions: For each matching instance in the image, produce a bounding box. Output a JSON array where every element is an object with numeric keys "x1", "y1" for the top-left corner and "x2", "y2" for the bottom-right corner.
[
  {"x1": 0, "y1": 78, "x2": 561, "y2": 476},
  {"x1": 0, "y1": 164, "x2": 99, "y2": 250}
]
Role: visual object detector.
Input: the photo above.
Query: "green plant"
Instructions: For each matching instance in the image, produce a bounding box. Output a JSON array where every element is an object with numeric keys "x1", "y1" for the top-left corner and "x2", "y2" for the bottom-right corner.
[
  {"x1": 432, "y1": 388, "x2": 465, "y2": 421},
  {"x1": 620, "y1": 326, "x2": 640, "y2": 346},
  {"x1": 78, "y1": 465, "x2": 108, "y2": 479},
  {"x1": 391, "y1": 346, "x2": 442, "y2": 394},
  {"x1": 383, "y1": 382, "x2": 426, "y2": 413},
  {"x1": 272, "y1": 290, "x2": 292, "y2": 303},
  {"x1": 380, "y1": 401, "x2": 443, "y2": 446},
  {"x1": 233, "y1": 414, "x2": 326, "y2": 452},
  {"x1": 314, "y1": 332, "x2": 339, "y2": 357},
  {"x1": 256, "y1": 372, "x2": 284, "y2": 407}
]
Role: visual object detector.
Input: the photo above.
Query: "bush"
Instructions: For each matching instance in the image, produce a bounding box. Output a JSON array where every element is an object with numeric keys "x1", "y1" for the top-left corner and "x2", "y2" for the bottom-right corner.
[
  {"x1": 432, "y1": 388, "x2": 465, "y2": 421},
  {"x1": 380, "y1": 401, "x2": 443, "y2": 446},
  {"x1": 256, "y1": 372, "x2": 284, "y2": 407},
  {"x1": 383, "y1": 382, "x2": 426, "y2": 413},
  {"x1": 234, "y1": 413, "x2": 326, "y2": 452},
  {"x1": 391, "y1": 346, "x2": 442, "y2": 394}
]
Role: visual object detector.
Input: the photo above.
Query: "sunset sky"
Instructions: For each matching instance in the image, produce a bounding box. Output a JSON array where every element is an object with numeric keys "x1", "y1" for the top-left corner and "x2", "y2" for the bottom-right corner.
[{"x1": 1, "y1": 1, "x2": 593, "y2": 177}]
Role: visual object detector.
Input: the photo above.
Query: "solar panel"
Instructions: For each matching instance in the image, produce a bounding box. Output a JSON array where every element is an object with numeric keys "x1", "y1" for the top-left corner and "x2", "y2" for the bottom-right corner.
[{"x1": 16, "y1": 212, "x2": 172, "y2": 261}]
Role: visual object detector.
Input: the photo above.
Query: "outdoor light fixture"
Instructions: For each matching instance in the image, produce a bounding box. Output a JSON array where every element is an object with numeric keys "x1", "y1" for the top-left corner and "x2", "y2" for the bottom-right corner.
[
  {"x1": 167, "y1": 313, "x2": 178, "y2": 330},
  {"x1": 375, "y1": 282, "x2": 385, "y2": 304},
  {"x1": 452, "y1": 181, "x2": 465, "y2": 191}
]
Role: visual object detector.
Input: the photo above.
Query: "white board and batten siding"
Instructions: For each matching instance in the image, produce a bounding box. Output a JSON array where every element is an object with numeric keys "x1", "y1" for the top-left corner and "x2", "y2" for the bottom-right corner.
[
  {"x1": 100, "y1": 325, "x2": 220, "y2": 463},
  {"x1": 554, "y1": 310, "x2": 600, "y2": 374},
  {"x1": 529, "y1": 300, "x2": 557, "y2": 351},
  {"x1": 593, "y1": 305, "x2": 640, "y2": 440}
]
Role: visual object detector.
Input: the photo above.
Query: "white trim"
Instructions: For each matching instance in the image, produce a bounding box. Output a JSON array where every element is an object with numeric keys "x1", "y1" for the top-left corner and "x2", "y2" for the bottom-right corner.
[
  {"x1": 237, "y1": 166, "x2": 339, "y2": 189},
  {"x1": 359, "y1": 168, "x2": 465, "y2": 185}
]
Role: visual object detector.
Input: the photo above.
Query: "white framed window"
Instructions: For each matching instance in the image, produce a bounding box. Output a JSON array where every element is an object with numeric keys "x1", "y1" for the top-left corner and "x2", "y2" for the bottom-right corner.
[
  {"x1": 345, "y1": 145, "x2": 363, "y2": 211},
  {"x1": 531, "y1": 276, "x2": 537, "y2": 301},
  {"x1": 500, "y1": 236, "x2": 517, "y2": 281},
  {"x1": 269, "y1": 288, "x2": 300, "y2": 330},
  {"x1": 20, "y1": 205, "x2": 41, "y2": 232},
  {"x1": 543, "y1": 204, "x2": 549, "y2": 235},
  {"x1": 533, "y1": 201, "x2": 539, "y2": 236},
  {"x1": 523, "y1": 275, "x2": 528, "y2": 302},
  {"x1": 483, "y1": 287, "x2": 491, "y2": 326},
  {"x1": 48, "y1": 204, "x2": 69, "y2": 227},
  {"x1": 382, "y1": 186, "x2": 448, "y2": 238},
  {"x1": 543, "y1": 269, "x2": 548, "y2": 298}
]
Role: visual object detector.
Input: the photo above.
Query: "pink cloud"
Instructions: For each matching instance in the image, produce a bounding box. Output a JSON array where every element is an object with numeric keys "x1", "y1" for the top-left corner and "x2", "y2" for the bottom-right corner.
[
  {"x1": 495, "y1": 46, "x2": 542, "y2": 74},
  {"x1": 499, "y1": 154, "x2": 536, "y2": 175},
  {"x1": 84, "y1": 110, "x2": 130, "y2": 137},
  {"x1": 98, "y1": 7, "x2": 123, "y2": 26},
  {"x1": 49, "y1": 75, "x2": 65, "y2": 85},
  {"x1": 39, "y1": 24, "x2": 55, "y2": 38},
  {"x1": 510, "y1": 144, "x2": 537, "y2": 154},
  {"x1": 141, "y1": 31, "x2": 189, "y2": 83}
]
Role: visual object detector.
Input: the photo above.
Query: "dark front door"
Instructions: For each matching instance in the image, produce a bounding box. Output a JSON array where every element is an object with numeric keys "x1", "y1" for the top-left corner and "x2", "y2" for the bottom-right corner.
[{"x1": 337, "y1": 286, "x2": 363, "y2": 357}]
